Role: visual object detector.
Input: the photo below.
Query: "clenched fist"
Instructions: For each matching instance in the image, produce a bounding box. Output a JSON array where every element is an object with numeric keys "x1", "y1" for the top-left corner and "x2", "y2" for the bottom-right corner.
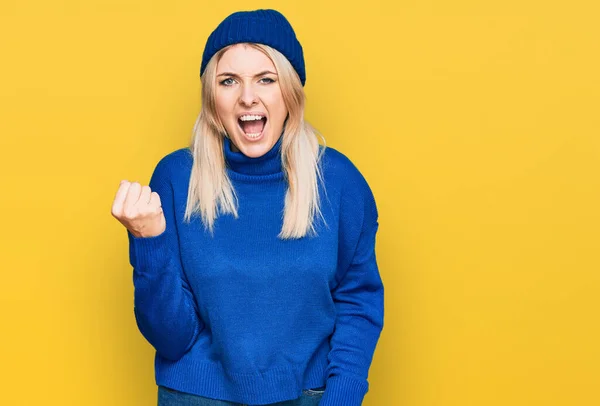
[{"x1": 111, "y1": 180, "x2": 166, "y2": 238}]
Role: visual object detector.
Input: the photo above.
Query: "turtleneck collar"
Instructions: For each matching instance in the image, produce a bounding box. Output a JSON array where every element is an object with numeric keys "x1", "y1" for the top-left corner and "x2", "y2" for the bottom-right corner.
[{"x1": 223, "y1": 134, "x2": 284, "y2": 177}]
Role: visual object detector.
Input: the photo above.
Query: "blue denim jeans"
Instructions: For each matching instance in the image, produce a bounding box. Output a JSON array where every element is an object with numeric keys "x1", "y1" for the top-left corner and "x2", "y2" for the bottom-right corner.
[{"x1": 157, "y1": 385, "x2": 325, "y2": 406}]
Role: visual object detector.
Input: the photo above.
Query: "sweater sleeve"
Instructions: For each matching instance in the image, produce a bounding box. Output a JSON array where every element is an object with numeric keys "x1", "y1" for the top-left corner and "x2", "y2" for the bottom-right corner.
[
  {"x1": 127, "y1": 155, "x2": 204, "y2": 361},
  {"x1": 320, "y1": 170, "x2": 385, "y2": 406}
]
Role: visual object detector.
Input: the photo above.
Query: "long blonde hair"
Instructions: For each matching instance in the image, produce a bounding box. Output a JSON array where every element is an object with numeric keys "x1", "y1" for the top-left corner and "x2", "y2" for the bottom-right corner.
[{"x1": 184, "y1": 43, "x2": 326, "y2": 239}]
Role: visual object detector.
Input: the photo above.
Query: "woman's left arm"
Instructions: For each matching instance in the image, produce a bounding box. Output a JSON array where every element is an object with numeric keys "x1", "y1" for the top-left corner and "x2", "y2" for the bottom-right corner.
[{"x1": 321, "y1": 171, "x2": 385, "y2": 406}]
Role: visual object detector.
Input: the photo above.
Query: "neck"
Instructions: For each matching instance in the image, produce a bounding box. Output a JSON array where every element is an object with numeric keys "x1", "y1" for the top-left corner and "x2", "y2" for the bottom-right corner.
[{"x1": 223, "y1": 135, "x2": 284, "y2": 176}]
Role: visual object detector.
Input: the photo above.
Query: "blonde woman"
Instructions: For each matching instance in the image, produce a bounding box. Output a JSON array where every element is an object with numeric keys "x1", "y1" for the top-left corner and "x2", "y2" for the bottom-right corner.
[{"x1": 111, "y1": 9, "x2": 384, "y2": 406}]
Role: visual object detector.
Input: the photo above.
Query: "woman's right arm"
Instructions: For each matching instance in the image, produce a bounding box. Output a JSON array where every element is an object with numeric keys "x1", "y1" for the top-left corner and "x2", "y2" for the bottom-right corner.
[{"x1": 113, "y1": 157, "x2": 204, "y2": 361}]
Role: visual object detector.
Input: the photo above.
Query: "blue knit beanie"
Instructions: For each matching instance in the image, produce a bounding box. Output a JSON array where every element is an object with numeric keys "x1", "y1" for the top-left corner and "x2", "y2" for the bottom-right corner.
[{"x1": 200, "y1": 9, "x2": 306, "y2": 86}]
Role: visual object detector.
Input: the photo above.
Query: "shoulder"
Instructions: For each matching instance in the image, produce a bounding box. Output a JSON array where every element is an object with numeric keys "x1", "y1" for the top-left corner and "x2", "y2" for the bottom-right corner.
[
  {"x1": 319, "y1": 144, "x2": 378, "y2": 220},
  {"x1": 320, "y1": 144, "x2": 357, "y2": 174},
  {"x1": 154, "y1": 147, "x2": 193, "y2": 171},
  {"x1": 320, "y1": 145, "x2": 373, "y2": 194},
  {"x1": 320, "y1": 145, "x2": 369, "y2": 188},
  {"x1": 149, "y1": 147, "x2": 193, "y2": 186},
  {"x1": 151, "y1": 147, "x2": 193, "y2": 175}
]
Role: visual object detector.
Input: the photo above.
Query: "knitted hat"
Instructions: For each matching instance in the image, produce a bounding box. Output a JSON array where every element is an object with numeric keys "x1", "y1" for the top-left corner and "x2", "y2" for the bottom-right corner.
[{"x1": 200, "y1": 9, "x2": 306, "y2": 86}]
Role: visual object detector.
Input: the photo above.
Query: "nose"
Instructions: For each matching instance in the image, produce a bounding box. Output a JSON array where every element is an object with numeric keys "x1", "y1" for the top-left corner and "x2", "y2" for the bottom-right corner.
[{"x1": 239, "y1": 83, "x2": 258, "y2": 107}]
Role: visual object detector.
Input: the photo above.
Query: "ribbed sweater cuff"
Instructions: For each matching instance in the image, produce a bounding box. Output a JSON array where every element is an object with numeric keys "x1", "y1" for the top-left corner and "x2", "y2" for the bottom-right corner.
[
  {"x1": 128, "y1": 229, "x2": 173, "y2": 272},
  {"x1": 319, "y1": 375, "x2": 368, "y2": 406}
]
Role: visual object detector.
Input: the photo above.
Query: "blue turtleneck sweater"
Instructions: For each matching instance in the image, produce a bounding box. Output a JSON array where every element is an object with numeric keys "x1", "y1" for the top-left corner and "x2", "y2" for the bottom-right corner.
[{"x1": 127, "y1": 135, "x2": 384, "y2": 406}]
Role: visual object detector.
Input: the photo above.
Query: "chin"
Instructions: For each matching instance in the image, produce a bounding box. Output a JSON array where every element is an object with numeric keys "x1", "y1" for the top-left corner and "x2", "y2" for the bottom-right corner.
[
  {"x1": 230, "y1": 122, "x2": 283, "y2": 158},
  {"x1": 234, "y1": 136, "x2": 274, "y2": 158}
]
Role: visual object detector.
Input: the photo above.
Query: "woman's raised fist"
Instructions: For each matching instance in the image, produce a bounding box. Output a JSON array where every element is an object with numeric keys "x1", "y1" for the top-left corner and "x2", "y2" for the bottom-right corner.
[{"x1": 111, "y1": 180, "x2": 166, "y2": 238}]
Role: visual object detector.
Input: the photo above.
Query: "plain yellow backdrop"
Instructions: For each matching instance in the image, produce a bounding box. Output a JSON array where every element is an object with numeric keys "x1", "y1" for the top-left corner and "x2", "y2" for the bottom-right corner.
[{"x1": 1, "y1": 0, "x2": 599, "y2": 405}]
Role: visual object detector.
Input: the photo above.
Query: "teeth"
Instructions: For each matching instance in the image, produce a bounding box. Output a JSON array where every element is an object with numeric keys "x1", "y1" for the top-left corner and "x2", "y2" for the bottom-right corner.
[
  {"x1": 240, "y1": 115, "x2": 264, "y2": 121},
  {"x1": 246, "y1": 132, "x2": 261, "y2": 138}
]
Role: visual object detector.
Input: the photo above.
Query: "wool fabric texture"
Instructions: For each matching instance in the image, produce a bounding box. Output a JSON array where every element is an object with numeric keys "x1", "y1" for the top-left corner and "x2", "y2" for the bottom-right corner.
[
  {"x1": 200, "y1": 9, "x2": 306, "y2": 86},
  {"x1": 127, "y1": 137, "x2": 384, "y2": 405}
]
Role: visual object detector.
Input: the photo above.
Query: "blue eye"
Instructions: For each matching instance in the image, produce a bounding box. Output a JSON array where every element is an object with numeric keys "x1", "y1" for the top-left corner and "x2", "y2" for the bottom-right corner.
[{"x1": 219, "y1": 77, "x2": 275, "y2": 86}]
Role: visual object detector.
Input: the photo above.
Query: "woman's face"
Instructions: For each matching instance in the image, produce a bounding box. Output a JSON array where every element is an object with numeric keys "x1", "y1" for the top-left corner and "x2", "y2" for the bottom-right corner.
[{"x1": 215, "y1": 44, "x2": 288, "y2": 158}]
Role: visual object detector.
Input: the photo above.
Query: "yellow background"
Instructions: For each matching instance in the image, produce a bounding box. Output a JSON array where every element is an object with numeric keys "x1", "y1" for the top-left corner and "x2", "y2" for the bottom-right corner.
[{"x1": 1, "y1": 0, "x2": 598, "y2": 405}]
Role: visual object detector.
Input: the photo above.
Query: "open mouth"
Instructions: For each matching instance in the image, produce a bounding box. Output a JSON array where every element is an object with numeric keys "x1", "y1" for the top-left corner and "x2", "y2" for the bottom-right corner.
[{"x1": 238, "y1": 115, "x2": 267, "y2": 140}]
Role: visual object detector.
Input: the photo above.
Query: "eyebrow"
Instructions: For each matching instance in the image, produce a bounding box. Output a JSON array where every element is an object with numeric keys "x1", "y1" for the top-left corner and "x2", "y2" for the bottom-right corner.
[{"x1": 216, "y1": 70, "x2": 278, "y2": 78}]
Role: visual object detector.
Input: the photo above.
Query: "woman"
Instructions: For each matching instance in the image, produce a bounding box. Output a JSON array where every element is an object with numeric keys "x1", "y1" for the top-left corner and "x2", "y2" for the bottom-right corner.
[{"x1": 111, "y1": 9, "x2": 384, "y2": 406}]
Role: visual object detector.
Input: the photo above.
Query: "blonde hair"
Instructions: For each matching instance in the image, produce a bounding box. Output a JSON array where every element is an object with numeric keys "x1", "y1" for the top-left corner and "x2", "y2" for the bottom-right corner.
[{"x1": 184, "y1": 43, "x2": 326, "y2": 239}]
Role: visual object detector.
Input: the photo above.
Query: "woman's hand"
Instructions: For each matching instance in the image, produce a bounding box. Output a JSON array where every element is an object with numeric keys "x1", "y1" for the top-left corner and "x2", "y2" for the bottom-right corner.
[{"x1": 111, "y1": 180, "x2": 166, "y2": 238}]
